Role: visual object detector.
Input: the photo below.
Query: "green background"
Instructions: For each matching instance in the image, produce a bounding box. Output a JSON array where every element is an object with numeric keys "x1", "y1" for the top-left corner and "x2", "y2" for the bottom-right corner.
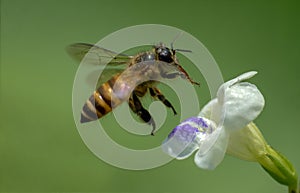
[{"x1": 1, "y1": 0, "x2": 299, "y2": 192}]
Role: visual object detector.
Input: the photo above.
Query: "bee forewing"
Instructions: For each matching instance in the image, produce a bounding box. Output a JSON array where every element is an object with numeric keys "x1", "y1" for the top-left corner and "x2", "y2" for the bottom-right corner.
[
  {"x1": 66, "y1": 43, "x2": 132, "y2": 66},
  {"x1": 95, "y1": 67, "x2": 126, "y2": 87}
]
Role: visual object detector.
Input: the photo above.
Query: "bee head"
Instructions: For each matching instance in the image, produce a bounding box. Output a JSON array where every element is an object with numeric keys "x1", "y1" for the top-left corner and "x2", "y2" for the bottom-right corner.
[
  {"x1": 154, "y1": 43, "x2": 175, "y2": 63},
  {"x1": 154, "y1": 41, "x2": 191, "y2": 64}
]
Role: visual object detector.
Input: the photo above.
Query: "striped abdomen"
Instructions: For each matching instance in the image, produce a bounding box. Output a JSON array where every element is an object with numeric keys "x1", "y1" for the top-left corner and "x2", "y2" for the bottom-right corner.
[{"x1": 80, "y1": 74, "x2": 122, "y2": 123}]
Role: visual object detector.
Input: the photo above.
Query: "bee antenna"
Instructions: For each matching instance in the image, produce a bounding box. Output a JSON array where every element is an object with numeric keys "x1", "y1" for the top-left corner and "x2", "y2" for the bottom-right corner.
[
  {"x1": 170, "y1": 32, "x2": 183, "y2": 50},
  {"x1": 175, "y1": 48, "x2": 192, "y2": 53},
  {"x1": 170, "y1": 32, "x2": 192, "y2": 53}
]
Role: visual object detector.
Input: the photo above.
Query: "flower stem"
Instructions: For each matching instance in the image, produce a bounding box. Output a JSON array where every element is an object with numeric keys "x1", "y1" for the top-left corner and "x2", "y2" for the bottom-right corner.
[{"x1": 257, "y1": 145, "x2": 298, "y2": 192}]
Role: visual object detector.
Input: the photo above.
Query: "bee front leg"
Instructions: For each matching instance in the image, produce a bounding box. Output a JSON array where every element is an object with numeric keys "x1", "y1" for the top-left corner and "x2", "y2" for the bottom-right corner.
[
  {"x1": 176, "y1": 65, "x2": 200, "y2": 85},
  {"x1": 160, "y1": 71, "x2": 182, "y2": 79},
  {"x1": 149, "y1": 87, "x2": 177, "y2": 115},
  {"x1": 160, "y1": 67, "x2": 200, "y2": 86},
  {"x1": 128, "y1": 92, "x2": 156, "y2": 135}
]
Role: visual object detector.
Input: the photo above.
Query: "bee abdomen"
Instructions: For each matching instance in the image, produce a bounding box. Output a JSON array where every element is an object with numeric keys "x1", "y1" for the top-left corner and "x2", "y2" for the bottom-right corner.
[{"x1": 80, "y1": 75, "x2": 122, "y2": 123}]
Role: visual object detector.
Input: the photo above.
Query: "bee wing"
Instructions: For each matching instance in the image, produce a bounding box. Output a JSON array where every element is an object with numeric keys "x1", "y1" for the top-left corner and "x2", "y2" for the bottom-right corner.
[
  {"x1": 112, "y1": 61, "x2": 179, "y2": 101},
  {"x1": 66, "y1": 43, "x2": 132, "y2": 86},
  {"x1": 66, "y1": 43, "x2": 133, "y2": 66},
  {"x1": 84, "y1": 67, "x2": 126, "y2": 88}
]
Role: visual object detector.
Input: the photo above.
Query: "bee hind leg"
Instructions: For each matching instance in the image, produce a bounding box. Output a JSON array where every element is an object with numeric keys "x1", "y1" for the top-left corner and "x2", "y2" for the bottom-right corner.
[
  {"x1": 128, "y1": 92, "x2": 156, "y2": 135},
  {"x1": 149, "y1": 87, "x2": 177, "y2": 115}
]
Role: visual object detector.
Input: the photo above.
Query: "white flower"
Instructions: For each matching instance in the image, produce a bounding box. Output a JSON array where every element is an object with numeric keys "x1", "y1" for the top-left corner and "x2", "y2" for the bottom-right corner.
[{"x1": 162, "y1": 71, "x2": 265, "y2": 170}]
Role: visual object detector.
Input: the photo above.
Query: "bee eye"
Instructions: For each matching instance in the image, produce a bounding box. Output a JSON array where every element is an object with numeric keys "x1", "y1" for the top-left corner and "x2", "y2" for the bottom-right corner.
[{"x1": 158, "y1": 48, "x2": 173, "y2": 63}]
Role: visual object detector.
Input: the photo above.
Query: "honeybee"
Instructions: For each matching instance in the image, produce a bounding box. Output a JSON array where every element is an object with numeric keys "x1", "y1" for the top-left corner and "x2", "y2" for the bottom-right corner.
[{"x1": 67, "y1": 42, "x2": 199, "y2": 135}]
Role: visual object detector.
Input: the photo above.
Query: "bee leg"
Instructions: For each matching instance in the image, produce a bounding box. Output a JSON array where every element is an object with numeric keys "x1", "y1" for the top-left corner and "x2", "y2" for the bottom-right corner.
[
  {"x1": 160, "y1": 72, "x2": 178, "y2": 79},
  {"x1": 149, "y1": 87, "x2": 177, "y2": 115},
  {"x1": 160, "y1": 67, "x2": 200, "y2": 86},
  {"x1": 176, "y1": 65, "x2": 200, "y2": 85},
  {"x1": 128, "y1": 92, "x2": 156, "y2": 135}
]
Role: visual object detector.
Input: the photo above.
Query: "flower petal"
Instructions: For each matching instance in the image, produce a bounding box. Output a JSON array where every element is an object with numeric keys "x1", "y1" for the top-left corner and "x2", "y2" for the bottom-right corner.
[
  {"x1": 162, "y1": 121, "x2": 200, "y2": 159},
  {"x1": 217, "y1": 71, "x2": 257, "y2": 104},
  {"x1": 162, "y1": 117, "x2": 216, "y2": 160},
  {"x1": 221, "y1": 82, "x2": 265, "y2": 130},
  {"x1": 194, "y1": 126, "x2": 229, "y2": 170},
  {"x1": 198, "y1": 98, "x2": 222, "y2": 123},
  {"x1": 216, "y1": 71, "x2": 264, "y2": 131},
  {"x1": 218, "y1": 71, "x2": 257, "y2": 94}
]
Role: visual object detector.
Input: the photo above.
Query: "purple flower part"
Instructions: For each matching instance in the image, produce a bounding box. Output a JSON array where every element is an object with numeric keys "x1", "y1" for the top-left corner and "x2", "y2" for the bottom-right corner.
[
  {"x1": 168, "y1": 123, "x2": 199, "y2": 142},
  {"x1": 184, "y1": 117, "x2": 209, "y2": 128}
]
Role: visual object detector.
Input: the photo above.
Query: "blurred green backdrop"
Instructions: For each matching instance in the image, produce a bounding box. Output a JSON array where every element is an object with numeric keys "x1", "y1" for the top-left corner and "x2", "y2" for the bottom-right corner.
[{"x1": 1, "y1": 0, "x2": 299, "y2": 192}]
